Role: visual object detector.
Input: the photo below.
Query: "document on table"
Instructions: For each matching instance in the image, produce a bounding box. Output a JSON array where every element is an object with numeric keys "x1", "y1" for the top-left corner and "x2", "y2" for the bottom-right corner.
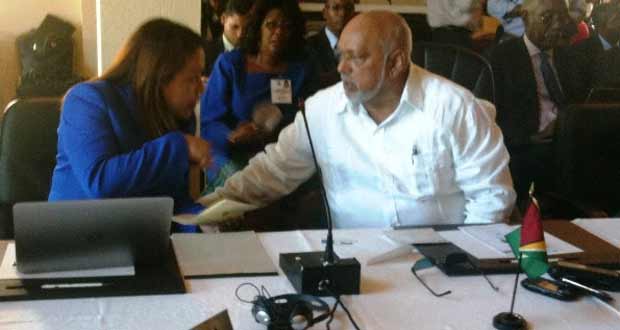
[
  {"x1": 0, "y1": 243, "x2": 135, "y2": 280},
  {"x1": 171, "y1": 231, "x2": 278, "y2": 278},
  {"x1": 438, "y1": 224, "x2": 583, "y2": 260},
  {"x1": 367, "y1": 228, "x2": 446, "y2": 265},
  {"x1": 173, "y1": 199, "x2": 260, "y2": 225},
  {"x1": 572, "y1": 218, "x2": 620, "y2": 248}
]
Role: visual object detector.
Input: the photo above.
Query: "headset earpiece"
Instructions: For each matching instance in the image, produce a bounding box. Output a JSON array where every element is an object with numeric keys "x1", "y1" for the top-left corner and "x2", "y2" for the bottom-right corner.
[{"x1": 251, "y1": 293, "x2": 330, "y2": 330}]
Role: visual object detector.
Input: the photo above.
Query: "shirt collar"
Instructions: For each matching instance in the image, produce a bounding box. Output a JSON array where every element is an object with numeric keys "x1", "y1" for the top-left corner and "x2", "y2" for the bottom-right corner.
[
  {"x1": 523, "y1": 34, "x2": 554, "y2": 58},
  {"x1": 336, "y1": 64, "x2": 423, "y2": 115},
  {"x1": 222, "y1": 34, "x2": 235, "y2": 51},
  {"x1": 324, "y1": 27, "x2": 339, "y2": 50}
]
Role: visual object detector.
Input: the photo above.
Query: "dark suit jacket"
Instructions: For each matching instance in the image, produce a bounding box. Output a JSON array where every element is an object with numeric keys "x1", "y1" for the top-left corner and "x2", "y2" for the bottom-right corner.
[
  {"x1": 571, "y1": 33, "x2": 606, "y2": 92},
  {"x1": 306, "y1": 28, "x2": 340, "y2": 88},
  {"x1": 489, "y1": 37, "x2": 585, "y2": 148},
  {"x1": 203, "y1": 37, "x2": 225, "y2": 77}
]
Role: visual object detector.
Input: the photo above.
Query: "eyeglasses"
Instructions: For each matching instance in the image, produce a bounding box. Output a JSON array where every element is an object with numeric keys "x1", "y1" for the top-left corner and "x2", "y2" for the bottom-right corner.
[
  {"x1": 411, "y1": 257, "x2": 452, "y2": 297},
  {"x1": 411, "y1": 255, "x2": 499, "y2": 297},
  {"x1": 263, "y1": 20, "x2": 292, "y2": 31}
]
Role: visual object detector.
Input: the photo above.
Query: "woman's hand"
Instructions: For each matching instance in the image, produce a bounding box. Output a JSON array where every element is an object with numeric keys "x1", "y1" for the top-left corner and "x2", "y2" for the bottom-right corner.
[
  {"x1": 228, "y1": 122, "x2": 263, "y2": 145},
  {"x1": 184, "y1": 134, "x2": 212, "y2": 168}
]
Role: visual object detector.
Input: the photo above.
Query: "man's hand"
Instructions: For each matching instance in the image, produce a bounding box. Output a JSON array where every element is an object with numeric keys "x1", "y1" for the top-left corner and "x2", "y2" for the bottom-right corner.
[{"x1": 184, "y1": 134, "x2": 212, "y2": 168}]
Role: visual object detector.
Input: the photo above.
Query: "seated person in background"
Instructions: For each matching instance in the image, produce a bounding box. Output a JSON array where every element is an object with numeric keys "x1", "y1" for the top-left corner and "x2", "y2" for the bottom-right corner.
[
  {"x1": 426, "y1": 0, "x2": 483, "y2": 49},
  {"x1": 489, "y1": 0, "x2": 583, "y2": 210},
  {"x1": 487, "y1": 0, "x2": 525, "y2": 43},
  {"x1": 306, "y1": 0, "x2": 355, "y2": 88},
  {"x1": 49, "y1": 18, "x2": 212, "y2": 231},
  {"x1": 203, "y1": 0, "x2": 254, "y2": 76},
  {"x1": 572, "y1": 2, "x2": 620, "y2": 93},
  {"x1": 208, "y1": 11, "x2": 516, "y2": 228},
  {"x1": 568, "y1": 0, "x2": 593, "y2": 44},
  {"x1": 200, "y1": 0, "x2": 318, "y2": 192}
]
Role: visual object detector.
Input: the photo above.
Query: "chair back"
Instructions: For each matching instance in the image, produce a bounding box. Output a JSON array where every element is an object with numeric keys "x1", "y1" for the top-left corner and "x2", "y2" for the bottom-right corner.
[
  {"x1": 0, "y1": 98, "x2": 60, "y2": 238},
  {"x1": 412, "y1": 42, "x2": 496, "y2": 103},
  {"x1": 554, "y1": 103, "x2": 620, "y2": 215}
]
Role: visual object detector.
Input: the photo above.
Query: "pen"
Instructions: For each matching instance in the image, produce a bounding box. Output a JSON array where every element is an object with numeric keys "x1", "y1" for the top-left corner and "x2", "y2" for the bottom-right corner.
[
  {"x1": 321, "y1": 239, "x2": 355, "y2": 245},
  {"x1": 41, "y1": 282, "x2": 105, "y2": 289},
  {"x1": 561, "y1": 278, "x2": 614, "y2": 302}
]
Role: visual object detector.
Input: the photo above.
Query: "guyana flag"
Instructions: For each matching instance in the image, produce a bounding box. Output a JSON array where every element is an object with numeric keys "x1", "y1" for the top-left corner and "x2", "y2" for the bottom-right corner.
[{"x1": 505, "y1": 192, "x2": 549, "y2": 278}]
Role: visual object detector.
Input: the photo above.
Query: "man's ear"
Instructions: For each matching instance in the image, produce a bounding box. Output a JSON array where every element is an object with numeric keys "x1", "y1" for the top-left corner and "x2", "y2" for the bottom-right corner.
[
  {"x1": 220, "y1": 14, "x2": 227, "y2": 26},
  {"x1": 388, "y1": 50, "x2": 407, "y2": 78}
]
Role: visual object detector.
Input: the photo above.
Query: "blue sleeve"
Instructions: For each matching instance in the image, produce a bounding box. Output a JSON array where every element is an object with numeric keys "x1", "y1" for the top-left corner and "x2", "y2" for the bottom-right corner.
[
  {"x1": 200, "y1": 53, "x2": 237, "y2": 174},
  {"x1": 60, "y1": 83, "x2": 190, "y2": 199}
]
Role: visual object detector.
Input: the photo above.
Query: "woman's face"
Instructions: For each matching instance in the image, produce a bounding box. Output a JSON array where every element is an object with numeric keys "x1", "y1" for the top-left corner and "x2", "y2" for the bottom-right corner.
[
  {"x1": 259, "y1": 8, "x2": 291, "y2": 58},
  {"x1": 163, "y1": 48, "x2": 205, "y2": 120}
]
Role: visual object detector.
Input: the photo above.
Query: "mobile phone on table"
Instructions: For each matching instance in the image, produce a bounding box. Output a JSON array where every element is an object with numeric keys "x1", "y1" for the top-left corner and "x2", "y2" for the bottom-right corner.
[
  {"x1": 521, "y1": 277, "x2": 580, "y2": 301},
  {"x1": 548, "y1": 261, "x2": 620, "y2": 292}
]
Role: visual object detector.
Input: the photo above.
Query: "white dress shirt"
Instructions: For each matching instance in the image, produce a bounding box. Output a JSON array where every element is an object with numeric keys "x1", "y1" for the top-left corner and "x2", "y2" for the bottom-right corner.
[
  {"x1": 523, "y1": 35, "x2": 562, "y2": 137},
  {"x1": 216, "y1": 64, "x2": 516, "y2": 228},
  {"x1": 426, "y1": 0, "x2": 479, "y2": 28},
  {"x1": 324, "y1": 27, "x2": 338, "y2": 51}
]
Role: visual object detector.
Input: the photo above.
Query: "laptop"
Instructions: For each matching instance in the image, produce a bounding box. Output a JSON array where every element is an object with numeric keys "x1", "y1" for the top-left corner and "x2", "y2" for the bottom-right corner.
[{"x1": 13, "y1": 197, "x2": 173, "y2": 274}]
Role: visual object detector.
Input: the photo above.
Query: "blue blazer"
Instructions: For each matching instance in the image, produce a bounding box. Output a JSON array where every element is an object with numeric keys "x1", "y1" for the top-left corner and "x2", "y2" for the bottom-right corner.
[{"x1": 49, "y1": 81, "x2": 202, "y2": 214}]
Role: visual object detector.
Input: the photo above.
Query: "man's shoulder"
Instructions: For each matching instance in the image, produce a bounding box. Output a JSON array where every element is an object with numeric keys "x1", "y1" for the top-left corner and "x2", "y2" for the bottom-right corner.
[
  {"x1": 490, "y1": 37, "x2": 525, "y2": 59},
  {"x1": 305, "y1": 83, "x2": 345, "y2": 113}
]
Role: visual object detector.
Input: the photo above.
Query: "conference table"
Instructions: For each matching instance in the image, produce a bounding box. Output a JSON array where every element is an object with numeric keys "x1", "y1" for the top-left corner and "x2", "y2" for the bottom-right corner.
[{"x1": 1, "y1": 229, "x2": 619, "y2": 330}]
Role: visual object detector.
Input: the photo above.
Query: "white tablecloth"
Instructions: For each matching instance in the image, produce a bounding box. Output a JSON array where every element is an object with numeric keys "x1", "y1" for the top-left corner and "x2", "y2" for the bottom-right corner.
[{"x1": 1, "y1": 229, "x2": 619, "y2": 330}]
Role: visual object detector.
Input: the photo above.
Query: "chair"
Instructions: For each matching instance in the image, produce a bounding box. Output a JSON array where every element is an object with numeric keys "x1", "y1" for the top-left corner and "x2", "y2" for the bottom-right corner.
[
  {"x1": 412, "y1": 41, "x2": 496, "y2": 103},
  {"x1": 0, "y1": 98, "x2": 60, "y2": 238},
  {"x1": 544, "y1": 103, "x2": 620, "y2": 218}
]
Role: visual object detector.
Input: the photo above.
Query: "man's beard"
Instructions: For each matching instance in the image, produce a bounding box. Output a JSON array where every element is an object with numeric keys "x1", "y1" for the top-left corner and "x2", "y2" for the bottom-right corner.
[{"x1": 341, "y1": 64, "x2": 386, "y2": 106}]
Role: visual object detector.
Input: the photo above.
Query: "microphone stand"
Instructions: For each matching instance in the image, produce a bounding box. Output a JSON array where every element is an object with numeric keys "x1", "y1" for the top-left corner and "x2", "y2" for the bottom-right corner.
[{"x1": 279, "y1": 106, "x2": 360, "y2": 296}]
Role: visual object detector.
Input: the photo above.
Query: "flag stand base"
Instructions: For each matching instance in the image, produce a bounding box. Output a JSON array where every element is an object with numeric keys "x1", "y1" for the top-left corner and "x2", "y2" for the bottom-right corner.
[{"x1": 493, "y1": 312, "x2": 526, "y2": 330}]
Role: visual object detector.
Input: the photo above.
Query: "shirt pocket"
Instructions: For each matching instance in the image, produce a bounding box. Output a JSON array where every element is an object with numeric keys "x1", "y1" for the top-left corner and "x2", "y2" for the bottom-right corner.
[{"x1": 410, "y1": 150, "x2": 455, "y2": 195}]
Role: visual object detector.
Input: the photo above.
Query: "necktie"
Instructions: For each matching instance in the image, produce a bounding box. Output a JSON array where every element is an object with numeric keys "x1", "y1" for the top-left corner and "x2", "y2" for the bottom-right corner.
[{"x1": 539, "y1": 52, "x2": 566, "y2": 106}]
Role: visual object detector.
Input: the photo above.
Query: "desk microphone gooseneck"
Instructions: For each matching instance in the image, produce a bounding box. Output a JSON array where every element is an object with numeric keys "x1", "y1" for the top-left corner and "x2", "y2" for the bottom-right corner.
[{"x1": 279, "y1": 104, "x2": 360, "y2": 296}]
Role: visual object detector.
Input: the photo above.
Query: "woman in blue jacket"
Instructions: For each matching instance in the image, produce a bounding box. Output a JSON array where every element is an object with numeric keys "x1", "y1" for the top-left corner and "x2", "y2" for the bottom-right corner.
[
  {"x1": 49, "y1": 18, "x2": 212, "y2": 231},
  {"x1": 200, "y1": 0, "x2": 319, "y2": 191}
]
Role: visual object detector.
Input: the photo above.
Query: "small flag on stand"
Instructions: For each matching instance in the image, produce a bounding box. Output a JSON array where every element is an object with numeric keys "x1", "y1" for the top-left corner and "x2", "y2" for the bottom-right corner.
[{"x1": 505, "y1": 185, "x2": 549, "y2": 278}]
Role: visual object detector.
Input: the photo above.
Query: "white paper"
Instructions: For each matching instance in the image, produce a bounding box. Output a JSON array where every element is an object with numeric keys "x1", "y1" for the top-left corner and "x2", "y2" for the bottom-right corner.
[
  {"x1": 173, "y1": 199, "x2": 259, "y2": 225},
  {"x1": 366, "y1": 245, "x2": 418, "y2": 266},
  {"x1": 383, "y1": 228, "x2": 448, "y2": 245},
  {"x1": 459, "y1": 223, "x2": 516, "y2": 254},
  {"x1": 0, "y1": 243, "x2": 135, "y2": 280},
  {"x1": 439, "y1": 229, "x2": 584, "y2": 260},
  {"x1": 572, "y1": 218, "x2": 620, "y2": 248}
]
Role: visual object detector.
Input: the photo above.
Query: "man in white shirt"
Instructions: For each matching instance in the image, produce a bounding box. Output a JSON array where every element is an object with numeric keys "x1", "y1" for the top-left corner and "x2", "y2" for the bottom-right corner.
[{"x1": 211, "y1": 11, "x2": 516, "y2": 228}]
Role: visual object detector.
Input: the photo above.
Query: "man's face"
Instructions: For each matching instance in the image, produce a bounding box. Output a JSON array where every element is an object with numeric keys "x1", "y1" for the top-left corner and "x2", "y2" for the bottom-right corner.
[
  {"x1": 337, "y1": 27, "x2": 387, "y2": 105},
  {"x1": 221, "y1": 13, "x2": 248, "y2": 46},
  {"x1": 323, "y1": 0, "x2": 355, "y2": 36},
  {"x1": 525, "y1": 0, "x2": 574, "y2": 49}
]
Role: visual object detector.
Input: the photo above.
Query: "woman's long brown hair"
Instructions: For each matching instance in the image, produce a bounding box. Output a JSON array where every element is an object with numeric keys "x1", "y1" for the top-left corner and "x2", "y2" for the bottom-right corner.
[{"x1": 99, "y1": 18, "x2": 203, "y2": 139}]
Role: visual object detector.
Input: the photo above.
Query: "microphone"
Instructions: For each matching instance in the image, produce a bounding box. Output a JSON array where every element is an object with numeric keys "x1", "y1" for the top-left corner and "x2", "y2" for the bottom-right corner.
[{"x1": 278, "y1": 104, "x2": 360, "y2": 297}]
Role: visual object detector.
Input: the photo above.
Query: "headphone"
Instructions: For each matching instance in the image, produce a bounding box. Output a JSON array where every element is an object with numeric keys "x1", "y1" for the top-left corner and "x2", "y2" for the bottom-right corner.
[{"x1": 251, "y1": 293, "x2": 330, "y2": 330}]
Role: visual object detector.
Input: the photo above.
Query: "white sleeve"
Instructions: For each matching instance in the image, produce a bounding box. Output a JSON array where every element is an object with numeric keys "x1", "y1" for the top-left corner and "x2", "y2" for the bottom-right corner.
[
  {"x1": 451, "y1": 98, "x2": 516, "y2": 223},
  {"x1": 214, "y1": 111, "x2": 316, "y2": 205}
]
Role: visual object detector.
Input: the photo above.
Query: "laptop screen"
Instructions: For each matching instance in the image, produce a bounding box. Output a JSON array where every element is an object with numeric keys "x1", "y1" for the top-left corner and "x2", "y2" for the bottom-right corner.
[{"x1": 13, "y1": 197, "x2": 173, "y2": 274}]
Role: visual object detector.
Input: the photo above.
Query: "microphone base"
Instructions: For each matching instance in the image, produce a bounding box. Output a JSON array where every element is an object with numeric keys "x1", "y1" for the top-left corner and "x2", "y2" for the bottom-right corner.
[{"x1": 279, "y1": 251, "x2": 360, "y2": 296}]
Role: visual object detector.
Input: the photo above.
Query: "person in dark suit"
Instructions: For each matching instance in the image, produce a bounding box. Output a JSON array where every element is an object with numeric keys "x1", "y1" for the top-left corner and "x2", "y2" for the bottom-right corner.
[
  {"x1": 306, "y1": 0, "x2": 355, "y2": 88},
  {"x1": 490, "y1": 0, "x2": 583, "y2": 209},
  {"x1": 203, "y1": 0, "x2": 254, "y2": 76}
]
